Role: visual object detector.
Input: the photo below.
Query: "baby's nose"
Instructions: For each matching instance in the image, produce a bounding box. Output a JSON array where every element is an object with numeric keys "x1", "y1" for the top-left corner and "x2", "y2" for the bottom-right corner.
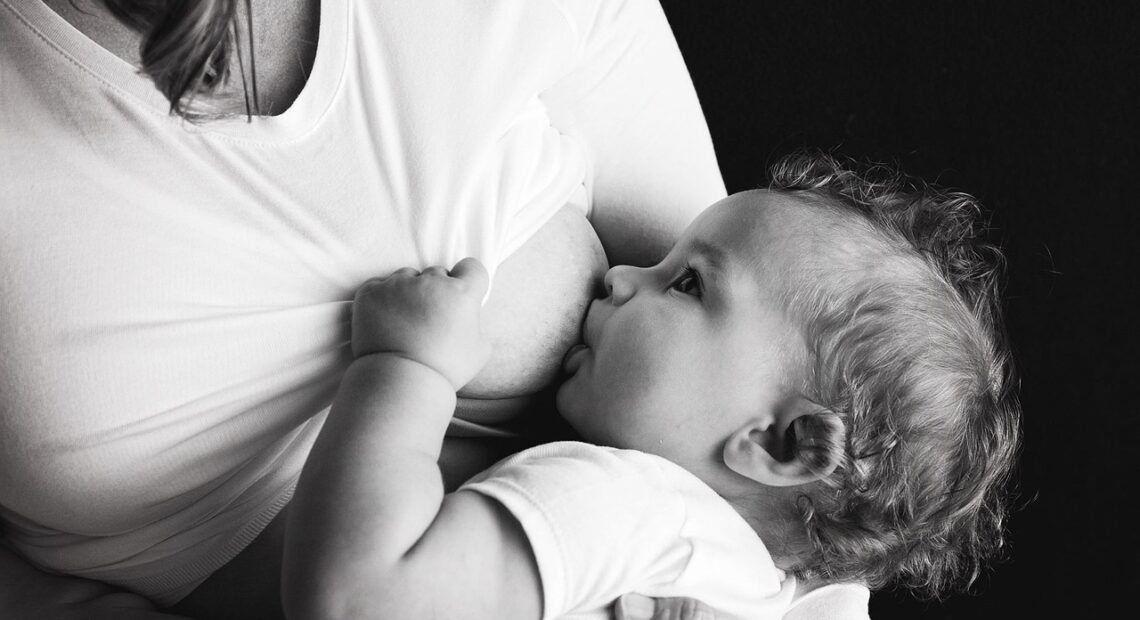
[{"x1": 603, "y1": 264, "x2": 638, "y2": 305}]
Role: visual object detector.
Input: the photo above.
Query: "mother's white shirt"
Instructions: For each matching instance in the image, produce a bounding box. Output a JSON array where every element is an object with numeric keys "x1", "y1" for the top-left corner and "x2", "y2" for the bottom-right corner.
[{"x1": 0, "y1": 0, "x2": 724, "y2": 604}]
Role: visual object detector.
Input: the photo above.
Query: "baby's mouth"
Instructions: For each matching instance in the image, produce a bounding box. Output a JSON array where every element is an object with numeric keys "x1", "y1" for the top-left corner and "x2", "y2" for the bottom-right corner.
[{"x1": 563, "y1": 298, "x2": 603, "y2": 373}]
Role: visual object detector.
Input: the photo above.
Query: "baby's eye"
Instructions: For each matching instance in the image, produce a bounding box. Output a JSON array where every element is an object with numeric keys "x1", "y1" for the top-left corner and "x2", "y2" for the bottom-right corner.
[{"x1": 670, "y1": 266, "x2": 702, "y2": 297}]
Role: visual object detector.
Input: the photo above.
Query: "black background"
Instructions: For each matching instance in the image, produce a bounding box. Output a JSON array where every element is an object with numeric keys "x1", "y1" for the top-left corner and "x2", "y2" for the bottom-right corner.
[{"x1": 658, "y1": 1, "x2": 1138, "y2": 618}]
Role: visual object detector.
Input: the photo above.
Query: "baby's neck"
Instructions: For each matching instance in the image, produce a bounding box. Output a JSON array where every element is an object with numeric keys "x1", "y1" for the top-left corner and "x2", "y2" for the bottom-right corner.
[{"x1": 723, "y1": 488, "x2": 810, "y2": 573}]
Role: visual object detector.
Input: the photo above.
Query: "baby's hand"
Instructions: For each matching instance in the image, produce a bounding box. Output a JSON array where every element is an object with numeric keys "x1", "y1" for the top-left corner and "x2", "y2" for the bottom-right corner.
[{"x1": 351, "y1": 257, "x2": 491, "y2": 390}]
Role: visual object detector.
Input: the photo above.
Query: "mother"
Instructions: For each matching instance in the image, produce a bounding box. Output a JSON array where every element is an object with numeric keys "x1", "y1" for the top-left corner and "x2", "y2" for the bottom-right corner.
[{"x1": 0, "y1": 0, "x2": 726, "y2": 617}]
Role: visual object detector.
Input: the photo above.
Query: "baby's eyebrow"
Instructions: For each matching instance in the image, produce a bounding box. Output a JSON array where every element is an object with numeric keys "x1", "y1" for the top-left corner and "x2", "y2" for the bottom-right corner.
[{"x1": 688, "y1": 238, "x2": 729, "y2": 275}]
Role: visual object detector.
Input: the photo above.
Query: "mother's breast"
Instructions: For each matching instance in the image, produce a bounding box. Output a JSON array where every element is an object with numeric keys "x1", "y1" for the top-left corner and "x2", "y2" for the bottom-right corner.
[{"x1": 460, "y1": 205, "x2": 607, "y2": 407}]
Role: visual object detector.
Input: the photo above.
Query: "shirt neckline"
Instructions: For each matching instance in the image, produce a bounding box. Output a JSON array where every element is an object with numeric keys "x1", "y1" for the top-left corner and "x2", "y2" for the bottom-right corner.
[{"x1": 10, "y1": 0, "x2": 349, "y2": 144}]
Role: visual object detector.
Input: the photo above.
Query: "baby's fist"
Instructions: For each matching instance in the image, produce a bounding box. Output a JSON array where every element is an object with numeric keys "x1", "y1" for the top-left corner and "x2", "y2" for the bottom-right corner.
[{"x1": 351, "y1": 258, "x2": 491, "y2": 389}]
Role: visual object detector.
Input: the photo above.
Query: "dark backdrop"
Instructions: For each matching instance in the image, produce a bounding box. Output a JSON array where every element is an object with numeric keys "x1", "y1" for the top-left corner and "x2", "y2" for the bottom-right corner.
[{"x1": 657, "y1": 1, "x2": 1138, "y2": 618}]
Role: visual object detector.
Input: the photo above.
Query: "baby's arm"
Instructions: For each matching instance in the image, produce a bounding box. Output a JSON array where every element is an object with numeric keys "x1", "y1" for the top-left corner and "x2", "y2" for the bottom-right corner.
[{"x1": 282, "y1": 260, "x2": 541, "y2": 620}]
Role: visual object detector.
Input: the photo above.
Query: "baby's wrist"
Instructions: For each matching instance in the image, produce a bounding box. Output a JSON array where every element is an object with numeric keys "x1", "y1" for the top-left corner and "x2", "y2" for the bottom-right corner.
[{"x1": 350, "y1": 351, "x2": 456, "y2": 392}]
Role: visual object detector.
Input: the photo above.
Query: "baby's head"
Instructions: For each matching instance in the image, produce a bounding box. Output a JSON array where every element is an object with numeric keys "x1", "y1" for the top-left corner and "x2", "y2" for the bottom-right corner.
[{"x1": 557, "y1": 151, "x2": 1020, "y2": 597}]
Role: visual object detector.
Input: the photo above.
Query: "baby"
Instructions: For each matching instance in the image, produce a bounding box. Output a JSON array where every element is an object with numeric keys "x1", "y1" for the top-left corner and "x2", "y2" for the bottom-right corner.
[{"x1": 281, "y1": 153, "x2": 1021, "y2": 619}]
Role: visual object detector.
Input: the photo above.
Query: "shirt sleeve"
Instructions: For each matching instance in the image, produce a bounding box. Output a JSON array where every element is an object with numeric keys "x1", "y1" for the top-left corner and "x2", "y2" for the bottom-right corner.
[
  {"x1": 460, "y1": 442, "x2": 692, "y2": 619},
  {"x1": 460, "y1": 442, "x2": 793, "y2": 620},
  {"x1": 542, "y1": 0, "x2": 728, "y2": 266}
]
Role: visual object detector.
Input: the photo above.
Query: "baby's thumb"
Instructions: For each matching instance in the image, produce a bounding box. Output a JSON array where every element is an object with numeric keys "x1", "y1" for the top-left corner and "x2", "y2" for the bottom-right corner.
[{"x1": 449, "y1": 257, "x2": 489, "y2": 296}]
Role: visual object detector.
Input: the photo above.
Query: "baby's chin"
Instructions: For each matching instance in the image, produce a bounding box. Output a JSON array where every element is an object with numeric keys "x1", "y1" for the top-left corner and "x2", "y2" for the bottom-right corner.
[
  {"x1": 553, "y1": 378, "x2": 593, "y2": 437},
  {"x1": 553, "y1": 377, "x2": 575, "y2": 419}
]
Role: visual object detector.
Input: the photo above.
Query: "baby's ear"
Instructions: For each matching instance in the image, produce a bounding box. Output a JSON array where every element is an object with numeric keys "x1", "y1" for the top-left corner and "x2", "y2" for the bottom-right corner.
[{"x1": 722, "y1": 397, "x2": 844, "y2": 487}]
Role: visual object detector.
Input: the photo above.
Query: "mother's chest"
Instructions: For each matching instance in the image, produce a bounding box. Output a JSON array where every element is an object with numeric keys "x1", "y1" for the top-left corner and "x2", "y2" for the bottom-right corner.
[
  {"x1": 0, "y1": 183, "x2": 606, "y2": 415},
  {"x1": 465, "y1": 205, "x2": 608, "y2": 402}
]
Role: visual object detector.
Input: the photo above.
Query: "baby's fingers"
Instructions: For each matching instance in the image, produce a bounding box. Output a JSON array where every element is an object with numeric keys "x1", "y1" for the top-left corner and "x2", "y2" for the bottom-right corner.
[{"x1": 448, "y1": 257, "x2": 489, "y2": 298}]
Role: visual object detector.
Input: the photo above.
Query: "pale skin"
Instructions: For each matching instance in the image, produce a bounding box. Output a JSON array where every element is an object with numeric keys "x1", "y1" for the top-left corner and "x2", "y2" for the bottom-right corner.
[{"x1": 283, "y1": 192, "x2": 843, "y2": 619}]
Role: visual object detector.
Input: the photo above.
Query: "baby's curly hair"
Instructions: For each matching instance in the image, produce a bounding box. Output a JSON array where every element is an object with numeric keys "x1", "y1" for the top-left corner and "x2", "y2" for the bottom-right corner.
[{"x1": 768, "y1": 151, "x2": 1021, "y2": 598}]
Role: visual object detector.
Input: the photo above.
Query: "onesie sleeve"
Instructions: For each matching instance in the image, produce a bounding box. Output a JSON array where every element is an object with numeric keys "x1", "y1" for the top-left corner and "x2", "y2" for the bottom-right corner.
[
  {"x1": 542, "y1": 0, "x2": 728, "y2": 266},
  {"x1": 460, "y1": 442, "x2": 793, "y2": 620},
  {"x1": 460, "y1": 442, "x2": 692, "y2": 619}
]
